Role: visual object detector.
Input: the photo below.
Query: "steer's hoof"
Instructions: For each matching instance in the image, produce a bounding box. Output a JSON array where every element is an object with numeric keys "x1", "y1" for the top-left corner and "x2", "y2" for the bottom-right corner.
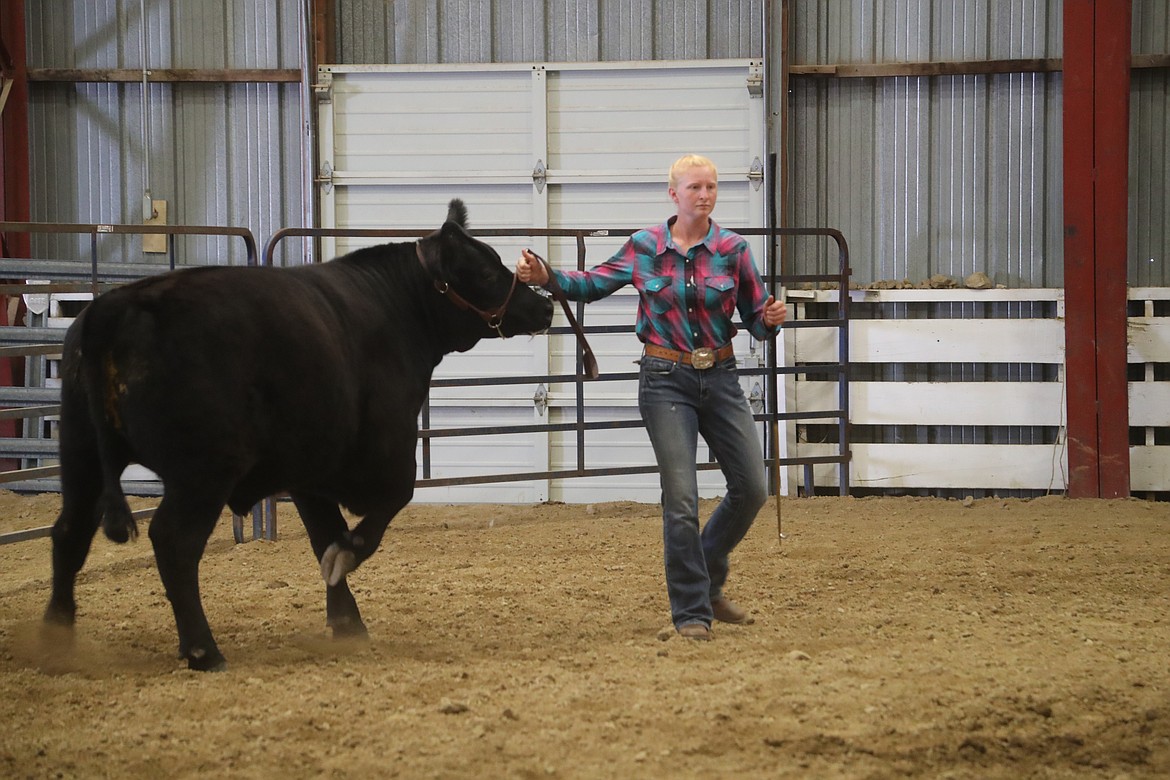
[
  {"x1": 320, "y1": 542, "x2": 358, "y2": 587},
  {"x1": 43, "y1": 601, "x2": 76, "y2": 628},
  {"x1": 329, "y1": 615, "x2": 370, "y2": 640},
  {"x1": 186, "y1": 645, "x2": 228, "y2": 672}
]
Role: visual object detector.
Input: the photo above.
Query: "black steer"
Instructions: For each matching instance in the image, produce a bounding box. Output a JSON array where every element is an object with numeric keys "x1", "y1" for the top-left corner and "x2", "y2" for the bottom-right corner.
[{"x1": 42, "y1": 199, "x2": 553, "y2": 670}]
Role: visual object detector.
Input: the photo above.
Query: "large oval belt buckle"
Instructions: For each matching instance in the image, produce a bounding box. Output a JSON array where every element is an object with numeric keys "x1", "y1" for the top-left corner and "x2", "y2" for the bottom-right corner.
[{"x1": 691, "y1": 347, "x2": 715, "y2": 370}]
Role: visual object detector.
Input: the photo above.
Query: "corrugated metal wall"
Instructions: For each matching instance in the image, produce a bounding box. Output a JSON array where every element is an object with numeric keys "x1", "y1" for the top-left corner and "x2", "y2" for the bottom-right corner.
[
  {"x1": 788, "y1": 0, "x2": 1169, "y2": 287},
  {"x1": 24, "y1": 0, "x2": 306, "y2": 268},
  {"x1": 1131, "y1": 1, "x2": 1170, "y2": 287},
  {"x1": 18, "y1": 0, "x2": 1169, "y2": 285},
  {"x1": 10, "y1": 0, "x2": 1167, "y2": 500},
  {"x1": 334, "y1": 0, "x2": 764, "y2": 64}
]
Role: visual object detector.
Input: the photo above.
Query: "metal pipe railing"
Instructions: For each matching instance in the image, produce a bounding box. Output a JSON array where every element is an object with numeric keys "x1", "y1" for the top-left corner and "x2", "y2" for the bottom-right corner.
[
  {"x1": 260, "y1": 224, "x2": 852, "y2": 539},
  {"x1": 0, "y1": 222, "x2": 849, "y2": 546}
]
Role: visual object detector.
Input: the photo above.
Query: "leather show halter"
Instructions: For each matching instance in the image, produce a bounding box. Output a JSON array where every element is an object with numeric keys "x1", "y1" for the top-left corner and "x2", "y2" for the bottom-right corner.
[
  {"x1": 417, "y1": 242, "x2": 598, "y2": 379},
  {"x1": 418, "y1": 244, "x2": 520, "y2": 338},
  {"x1": 433, "y1": 270, "x2": 520, "y2": 339},
  {"x1": 527, "y1": 250, "x2": 599, "y2": 380}
]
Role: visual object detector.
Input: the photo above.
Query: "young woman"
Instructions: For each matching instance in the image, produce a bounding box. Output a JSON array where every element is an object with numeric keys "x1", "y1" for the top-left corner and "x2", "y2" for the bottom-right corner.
[{"x1": 518, "y1": 154, "x2": 787, "y2": 640}]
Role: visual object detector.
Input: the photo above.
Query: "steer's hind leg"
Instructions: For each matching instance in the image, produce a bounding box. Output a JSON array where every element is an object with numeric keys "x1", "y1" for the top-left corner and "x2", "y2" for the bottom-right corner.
[
  {"x1": 289, "y1": 492, "x2": 367, "y2": 638},
  {"x1": 148, "y1": 486, "x2": 229, "y2": 671},
  {"x1": 44, "y1": 407, "x2": 107, "y2": 630},
  {"x1": 44, "y1": 464, "x2": 104, "y2": 630}
]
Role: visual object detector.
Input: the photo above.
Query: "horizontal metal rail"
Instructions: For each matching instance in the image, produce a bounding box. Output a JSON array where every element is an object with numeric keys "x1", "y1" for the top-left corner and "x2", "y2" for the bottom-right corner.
[
  {"x1": 0, "y1": 464, "x2": 60, "y2": 483},
  {"x1": 0, "y1": 387, "x2": 59, "y2": 404},
  {"x1": 0, "y1": 506, "x2": 155, "y2": 545},
  {"x1": 0, "y1": 282, "x2": 121, "y2": 295},
  {"x1": 0, "y1": 405, "x2": 59, "y2": 421},
  {"x1": 0, "y1": 344, "x2": 61, "y2": 358}
]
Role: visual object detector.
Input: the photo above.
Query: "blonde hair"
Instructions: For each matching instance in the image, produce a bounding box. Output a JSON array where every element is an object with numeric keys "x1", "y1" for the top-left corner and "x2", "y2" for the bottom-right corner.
[{"x1": 668, "y1": 154, "x2": 718, "y2": 189}]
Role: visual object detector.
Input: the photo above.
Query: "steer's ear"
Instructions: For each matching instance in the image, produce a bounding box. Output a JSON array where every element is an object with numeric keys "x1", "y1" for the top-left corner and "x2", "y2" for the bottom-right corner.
[{"x1": 446, "y1": 198, "x2": 468, "y2": 229}]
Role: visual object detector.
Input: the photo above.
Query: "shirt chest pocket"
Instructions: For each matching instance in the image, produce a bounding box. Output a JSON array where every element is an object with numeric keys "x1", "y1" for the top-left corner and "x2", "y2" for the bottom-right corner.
[
  {"x1": 643, "y1": 275, "x2": 674, "y2": 315},
  {"x1": 703, "y1": 275, "x2": 736, "y2": 314}
]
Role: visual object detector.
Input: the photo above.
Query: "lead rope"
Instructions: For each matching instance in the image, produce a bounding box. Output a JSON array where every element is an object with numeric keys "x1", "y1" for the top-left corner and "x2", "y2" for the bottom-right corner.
[{"x1": 528, "y1": 251, "x2": 599, "y2": 380}]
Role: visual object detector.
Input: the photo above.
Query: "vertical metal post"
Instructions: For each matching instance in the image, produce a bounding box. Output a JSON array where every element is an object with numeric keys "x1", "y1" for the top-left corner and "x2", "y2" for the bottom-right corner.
[
  {"x1": 1063, "y1": 0, "x2": 1132, "y2": 498},
  {"x1": 835, "y1": 233, "x2": 851, "y2": 496},
  {"x1": 263, "y1": 496, "x2": 277, "y2": 541},
  {"x1": 0, "y1": 1, "x2": 31, "y2": 246},
  {"x1": 575, "y1": 234, "x2": 588, "y2": 473},
  {"x1": 421, "y1": 396, "x2": 431, "y2": 479},
  {"x1": 1090, "y1": 1, "x2": 1132, "y2": 499},
  {"x1": 766, "y1": 154, "x2": 783, "y2": 538},
  {"x1": 90, "y1": 232, "x2": 99, "y2": 296},
  {"x1": 0, "y1": 1, "x2": 31, "y2": 471},
  {"x1": 1063, "y1": 1, "x2": 1098, "y2": 497}
]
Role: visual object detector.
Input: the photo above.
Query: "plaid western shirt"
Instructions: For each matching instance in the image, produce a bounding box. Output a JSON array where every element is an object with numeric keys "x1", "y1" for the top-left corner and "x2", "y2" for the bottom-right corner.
[{"x1": 550, "y1": 217, "x2": 777, "y2": 351}]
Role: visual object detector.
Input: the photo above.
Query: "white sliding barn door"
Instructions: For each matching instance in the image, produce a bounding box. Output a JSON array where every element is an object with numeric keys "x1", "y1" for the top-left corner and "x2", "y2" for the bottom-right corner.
[{"x1": 317, "y1": 59, "x2": 769, "y2": 503}]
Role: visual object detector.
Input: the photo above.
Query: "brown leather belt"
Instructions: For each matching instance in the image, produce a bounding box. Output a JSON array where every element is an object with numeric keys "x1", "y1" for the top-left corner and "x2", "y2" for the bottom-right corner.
[{"x1": 642, "y1": 343, "x2": 735, "y2": 370}]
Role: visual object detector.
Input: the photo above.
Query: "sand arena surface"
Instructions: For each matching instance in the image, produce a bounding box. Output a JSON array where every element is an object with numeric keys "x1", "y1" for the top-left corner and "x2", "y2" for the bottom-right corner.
[{"x1": 1, "y1": 490, "x2": 1168, "y2": 779}]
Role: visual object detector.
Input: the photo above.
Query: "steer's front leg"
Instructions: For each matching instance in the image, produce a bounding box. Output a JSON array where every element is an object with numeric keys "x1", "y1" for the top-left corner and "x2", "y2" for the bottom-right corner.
[
  {"x1": 289, "y1": 492, "x2": 369, "y2": 636},
  {"x1": 321, "y1": 493, "x2": 406, "y2": 582}
]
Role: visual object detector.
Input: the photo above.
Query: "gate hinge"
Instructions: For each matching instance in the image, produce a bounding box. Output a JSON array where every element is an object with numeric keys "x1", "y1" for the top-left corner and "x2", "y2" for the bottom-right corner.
[
  {"x1": 747, "y1": 156, "x2": 764, "y2": 191},
  {"x1": 533, "y1": 383, "x2": 548, "y2": 416},
  {"x1": 314, "y1": 69, "x2": 333, "y2": 102},
  {"x1": 532, "y1": 159, "x2": 547, "y2": 194},
  {"x1": 746, "y1": 61, "x2": 763, "y2": 97},
  {"x1": 749, "y1": 382, "x2": 764, "y2": 415},
  {"x1": 316, "y1": 160, "x2": 334, "y2": 194}
]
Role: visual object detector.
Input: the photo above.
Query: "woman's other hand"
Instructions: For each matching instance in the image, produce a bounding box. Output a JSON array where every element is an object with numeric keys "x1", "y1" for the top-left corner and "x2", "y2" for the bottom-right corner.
[{"x1": 763, "y1": 295, "x2": 787, "y2": 328}]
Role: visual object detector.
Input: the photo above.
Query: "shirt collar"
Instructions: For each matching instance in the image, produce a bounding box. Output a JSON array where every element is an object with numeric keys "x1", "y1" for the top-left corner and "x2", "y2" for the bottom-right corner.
[{"x1": 659, "y1": 216, "x2": 718, "y2": 257}]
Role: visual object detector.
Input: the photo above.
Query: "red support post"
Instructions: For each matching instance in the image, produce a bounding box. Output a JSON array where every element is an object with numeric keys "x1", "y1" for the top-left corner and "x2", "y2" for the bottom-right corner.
[
  {"x1": 0, "y1": 1, "x2": 31, "y2": 471},
  {"x1": 1092, "y1": 1, "x2": 1132, "y2": 498},
  {"x1": 1062, "y1": 0, "x2": 1132, "y2": 498},
  {"x1": 0, "y1": 2, "x2": 30, "y2": 247},
  {"x1": 1063, "y1": 0, "x2": 1100, "y2": 497}
]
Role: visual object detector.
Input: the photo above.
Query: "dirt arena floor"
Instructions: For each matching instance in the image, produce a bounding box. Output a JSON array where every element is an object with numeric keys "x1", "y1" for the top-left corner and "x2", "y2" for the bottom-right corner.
[{"x1": 1, "y1": 490, "x2": 1167, "y2": 779}]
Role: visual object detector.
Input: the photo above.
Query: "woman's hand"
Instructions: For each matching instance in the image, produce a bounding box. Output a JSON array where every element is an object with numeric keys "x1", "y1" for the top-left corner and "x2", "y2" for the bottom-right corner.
[
  {"x1": 763, "y1": 295, "x2": 787, "y2": 328},
  {"x1": 517, "y1": 249, "x2": 550, "y2": 287}
]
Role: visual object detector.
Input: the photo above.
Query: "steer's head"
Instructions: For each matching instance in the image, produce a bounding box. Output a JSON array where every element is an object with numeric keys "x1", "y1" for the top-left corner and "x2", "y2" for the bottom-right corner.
[{"x1": 417, "y1": 199, "x2": 553, "y2": 346}]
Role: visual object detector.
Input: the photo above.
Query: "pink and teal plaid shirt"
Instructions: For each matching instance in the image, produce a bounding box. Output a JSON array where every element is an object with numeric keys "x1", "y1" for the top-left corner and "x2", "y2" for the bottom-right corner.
[{"x1": 550, "y1": 218, "x2": 777, "y2": 351}]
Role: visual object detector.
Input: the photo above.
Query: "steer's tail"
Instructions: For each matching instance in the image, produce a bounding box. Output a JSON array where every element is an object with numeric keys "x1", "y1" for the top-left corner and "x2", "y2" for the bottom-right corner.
[{"x1": 68, "y1": 300, "x2": 139, "y2": 544}]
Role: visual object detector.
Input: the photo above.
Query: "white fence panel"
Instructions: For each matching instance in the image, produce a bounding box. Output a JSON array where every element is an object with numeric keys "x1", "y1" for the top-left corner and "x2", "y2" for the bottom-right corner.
[{"x1": 787, "y1": 287, "x2": 1170, "y2": 495}]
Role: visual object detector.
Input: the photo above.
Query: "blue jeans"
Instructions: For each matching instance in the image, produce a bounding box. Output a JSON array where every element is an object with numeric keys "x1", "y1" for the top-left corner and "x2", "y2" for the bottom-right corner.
[{"x1": 638, "y1": 353, "x2": 768, "y2": 629}]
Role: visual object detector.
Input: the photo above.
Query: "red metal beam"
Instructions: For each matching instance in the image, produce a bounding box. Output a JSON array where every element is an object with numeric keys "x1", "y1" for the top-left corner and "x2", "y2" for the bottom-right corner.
[
  {"x1": 0, "y1": 1, "x2": 30, "y2": 469},
  {"x1": 313, "y1": 0, "x2": 336, "y2": 68},
  {"x1": 0, "y1": 3, "x2": 30, "y2": 246},
  {"x1": 1092, "y1": 0, "x2": 1132, "y2": 498},
  {"x1": 1062, "y1": 1, "x2": 1132, "y2": 498},
  {"x1": 1063, "y1": 1, "x2": 1099, "y2": 498}
]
